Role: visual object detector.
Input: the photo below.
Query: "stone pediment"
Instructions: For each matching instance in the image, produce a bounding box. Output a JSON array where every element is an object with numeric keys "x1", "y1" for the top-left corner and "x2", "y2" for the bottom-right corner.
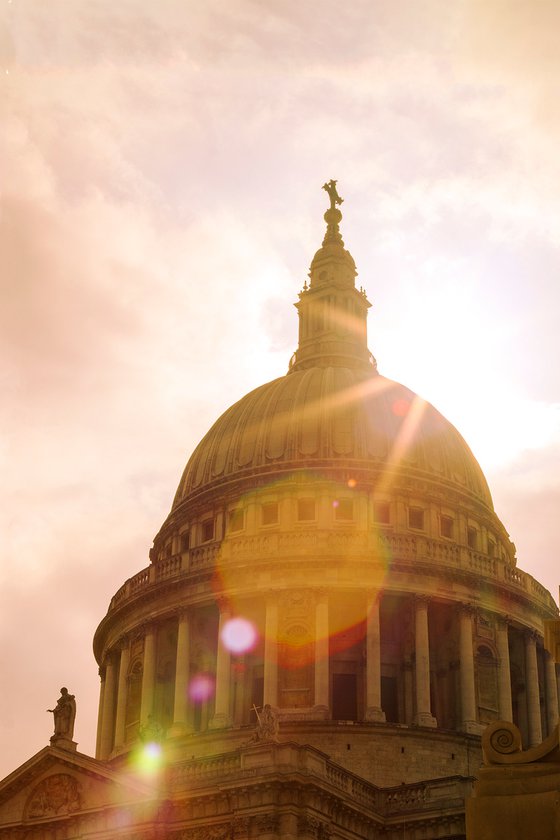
[{"x1": 0, "y1": 745, "x2": 154, "y2": 828}]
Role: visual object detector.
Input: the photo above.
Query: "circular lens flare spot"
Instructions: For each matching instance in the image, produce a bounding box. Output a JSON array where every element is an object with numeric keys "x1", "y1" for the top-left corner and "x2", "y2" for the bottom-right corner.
[
  {"x1": 189, "y1": 673, "x2": 215, "y2": 703},
  {"x1": 332, "y1": 499, "x2": 339, "y2": 508},
  {"x1": 392, "y1": 398, "x2": 410, "y2": 417},
  {"x1": 221, "y1": 616, "x2": 258, "y2": 654},
  {"x1": 347, "y1": 478, "x2": 357, "y2": 488},
  {"x1": 132, "y1": 741, "x2": 163, "y2": 777}
]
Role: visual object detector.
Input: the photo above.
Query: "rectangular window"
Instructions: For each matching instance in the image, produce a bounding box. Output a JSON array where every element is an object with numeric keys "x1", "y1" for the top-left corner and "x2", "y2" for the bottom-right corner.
[
  {"x1": 374, "y1": 502, "x2": 390, "y2": 524},
  {"x1": 297, "y1": 498, "x2": 316, "y2": 521},
  {"x1": 261, "y1": 502, "x2": 279, "y2": 526},
  {"x1": 409, "y1": 507, "x2": 424, "y2": 530},
  {"x1": 467, "y1": 526, "x2": 477, "y2": 550},
  {"x1": 335, "y1": 499, "x2": 353, "y2": 520},
  {"x1": 440, "y1": 515, "x2": 453, "y2": 539},
  {"x1": 332, "y1": 674, "x2": 357, "y2": 721},
  {"x1": 202, "y1": 519, "x2": 214, "y2": 542},
  {"x1": 180, "y1": 531, "x2": 190, "y2": 552},
  {"x1": 165, "y1": 543, "x2": 172, "y2": 558},
  {"x1": 488, "y1": 538, "x2": 496, "y2": 557},
  {"x1": 228, "y1": 508, "x2": 244, "y2": 532}
]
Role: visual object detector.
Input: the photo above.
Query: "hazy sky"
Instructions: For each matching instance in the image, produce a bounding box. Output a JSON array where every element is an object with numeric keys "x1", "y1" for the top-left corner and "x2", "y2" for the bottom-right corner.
[{"x1": 2, "y1": 0, "x2": 560, "y2": 778}]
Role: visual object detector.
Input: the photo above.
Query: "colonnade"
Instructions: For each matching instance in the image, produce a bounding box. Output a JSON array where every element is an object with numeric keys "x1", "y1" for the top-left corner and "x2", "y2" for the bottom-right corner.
[{"x1": 96, "y1": 594, "x2": 559, "y2": 759}]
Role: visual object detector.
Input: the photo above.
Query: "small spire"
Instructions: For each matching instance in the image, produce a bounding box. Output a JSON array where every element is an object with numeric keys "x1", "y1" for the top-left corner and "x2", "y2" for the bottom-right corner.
[{"x1": 321, "y1": 179, "x2": 344, "y2": 247}]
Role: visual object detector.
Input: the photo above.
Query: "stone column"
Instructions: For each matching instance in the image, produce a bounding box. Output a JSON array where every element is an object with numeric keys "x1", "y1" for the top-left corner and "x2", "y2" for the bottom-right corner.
[
  {"x1": 525, "y1": 630, "x2": 542, "y2": 747},
  {"x1": 263, "y1": 593, "x2": 278, "y2": 707},
  {"x1": 314, "y1": 590, "x2": 329, "y2": 715},
  {"x1": 458, "y1": 605, "x2": 478, "y2": 733},
  {"x1": 403, "y1": 659, "x2": 414, "y2": 724},
  {"x1": 95, "y1": 667, "x2": 105, "y2": 759},
  {"x1": 140, "y1": 624, "x2": 157, "y2": 726},
  {"x1": 113, "y1": 638, "x2": 131, "y2": 749},
  {"x1": 496, "y1": 618, "x2": 513, "y2": 722},
  {"x1": 365, "y1": 592, "x2": 385, "y2": 721},
  {"x1": 544, "y1": 650, "x2": 559, "y2": 735},
  {"x1": 210, "y1": 600, "x2": 233, "y2": 728},
  {"x1": 170, "y1": 610, "x2": 192, "y2": 736},
  {"x1": 279, "y1": 812, "x2": 298, "y2": 840},
  {"x1": 99, "y1": 654, "x2": 117, "y2": 759},
  {"x1": 413, "y1": 596, "x2": 436, "y2": 727}
]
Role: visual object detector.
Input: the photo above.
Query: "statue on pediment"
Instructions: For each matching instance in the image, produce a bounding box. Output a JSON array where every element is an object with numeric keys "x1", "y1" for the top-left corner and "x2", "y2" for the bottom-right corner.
[{"x1": 47, "y1": 687, "x2": 76, "y2": 742}]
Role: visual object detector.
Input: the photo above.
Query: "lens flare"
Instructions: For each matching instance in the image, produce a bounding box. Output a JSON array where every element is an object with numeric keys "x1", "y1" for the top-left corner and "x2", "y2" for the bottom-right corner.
[
  {"x1": 221, "y1": 616, "x2": 258, "y2": 654},
  {"x1": 189, "y1": 673, "x2": 215, "y2": 703},
  {"x1": 347, "y1": 478, "x2": 357, "y2": 488},
  {"x1": 131, "y1": 741, "x2": 163, "y2": 777},
  {"x1": 392, "y1": 398, "x2": 410, "y2": 417}
]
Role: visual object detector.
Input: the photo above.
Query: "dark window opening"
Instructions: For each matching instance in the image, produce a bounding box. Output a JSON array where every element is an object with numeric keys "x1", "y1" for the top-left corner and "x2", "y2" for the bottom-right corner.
[
  {"x1": 332, "y1": 674, "x2": 357, "y2": 721},
  {"x1": 165, "y1": 543, "x2": 172, "y2": 558},
  {"x1": 262, "y1": 502, "x2": 279, "y2": 525},
  {"x1": 229, "y1": 509, "x2": 244, "y2": 532},
  {"x1": 374, "y1": 502, "x2": 390, "y2": 524},
  {"x1": 381, "y1": 675, "x2": 399, "y2": 723},
  {"x1": 409, "y1": 507, "x2": 424, "y2": 530},
  {"x1": 202, "y1": 519, "x2": 214, "y2": 542},
  {"x1": 335, "y1": 499, "x2": 353, "y2": 520},
  {"x1": 467, "y1": 527, "x2": 477, "y2": 550},
  {"x1": 180, "y1": 531, "x2": 190, "y2": 551},
  {"x1": 298, "y1": 498, "x2": 316, "y2": 521},
  {"x1": 440, "y1": 515, "x2": 453, "y2": 539},
  {"x1": 488, "y1": 539, "x2": 496, "y2": 557}
]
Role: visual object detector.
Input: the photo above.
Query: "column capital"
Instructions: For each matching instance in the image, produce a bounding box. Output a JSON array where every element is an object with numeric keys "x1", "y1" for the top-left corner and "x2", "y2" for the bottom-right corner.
[
  {"x1": 140, "y1": 620, "x2": 157, "y2": 637},
  {"x1": 216, "y1": 596, "x2": 231, "y2": 615},
  {"x1": 457, "y1": 602, "x2": 476, "y2": 618},
  {"x1": 116, "y1": 633, "x2": 131, "y2": 651},
  {"x1": 496, "y1": 615, "x2": 511, "y2": 630},
  {"x1": 524, "y1": 628, "x2": 540, "y2": 644},
  {"x1": 414, "y1": 594, "x2": 431, "y2": 608},
  {"x1": 103, "y1": 650, "x2": 117, "y2": 669}
]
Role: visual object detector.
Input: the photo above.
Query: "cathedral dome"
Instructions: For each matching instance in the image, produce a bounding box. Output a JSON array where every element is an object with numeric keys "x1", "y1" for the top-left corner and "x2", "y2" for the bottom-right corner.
[
  {"x1": 172, "y1": 366, "x2": 493, "y2": 511},
  {"x1": 93, "y1": 183, "x2": 558, "y2": 808}
]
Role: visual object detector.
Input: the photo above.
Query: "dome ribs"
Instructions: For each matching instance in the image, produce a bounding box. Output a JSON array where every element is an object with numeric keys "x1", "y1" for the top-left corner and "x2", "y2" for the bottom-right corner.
[{"x1": 172, "y1": 370, "x2": 495, "y2": 511}]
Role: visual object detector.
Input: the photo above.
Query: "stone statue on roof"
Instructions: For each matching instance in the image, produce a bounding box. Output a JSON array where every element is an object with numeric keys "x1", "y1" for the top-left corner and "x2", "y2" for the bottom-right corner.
[
  {"x1": 322, "y1": 179, "x2": 343, "y2": 210},
  {"x1": 47, "y1": 687, "x2": 76, "y2": 745}
]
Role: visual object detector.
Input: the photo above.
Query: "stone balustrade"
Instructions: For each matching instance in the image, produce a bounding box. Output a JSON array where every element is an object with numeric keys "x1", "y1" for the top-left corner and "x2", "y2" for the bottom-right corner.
[
  {"x1": 107, "y1": 532, "x2": 558, "y2": 614},
  {"x1": 165, "y1": 741, "x2": 470, "y2": 818}
]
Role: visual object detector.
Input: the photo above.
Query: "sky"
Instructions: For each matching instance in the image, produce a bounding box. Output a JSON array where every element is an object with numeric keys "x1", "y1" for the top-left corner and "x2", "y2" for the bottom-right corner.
[{"x1": 1, "y1": 0, "x2": 560, "y2": 778}]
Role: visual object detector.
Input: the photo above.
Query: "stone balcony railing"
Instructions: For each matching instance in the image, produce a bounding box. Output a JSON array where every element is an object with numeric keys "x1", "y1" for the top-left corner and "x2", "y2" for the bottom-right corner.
[
  {"x1": 108, "y1": 531, "x2": 558, "y2": 614},
  {"x1": 167, "y1": 741, "x2": 471, "y2": 818}
]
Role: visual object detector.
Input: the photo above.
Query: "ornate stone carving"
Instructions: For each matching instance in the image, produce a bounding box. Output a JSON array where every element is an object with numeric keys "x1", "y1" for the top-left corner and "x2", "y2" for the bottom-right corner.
[
  {"x1": 256, "y1": 813, "x2": 280, "y2": 834},
  {"x1": 25, "y1": 774, "x2": 82, "y2": 819},
  {"x1": 248, "y1": 704, "x2": 279, "y2": 743},
  {"x1": 231, "y1": 816, "x2": 250, "y2": 838},
  {"x1": 297, "y1": 814, "x2": 331, "y2": 838},
  {"x1": 173, "y1": 825, "x2": 231, "y2": 840}
]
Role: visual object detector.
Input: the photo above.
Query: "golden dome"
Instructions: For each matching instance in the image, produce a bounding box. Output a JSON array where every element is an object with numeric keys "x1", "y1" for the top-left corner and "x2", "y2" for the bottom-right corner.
[{"x1": 172, "y1": 366, "x2": 493, "y2": 510}]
